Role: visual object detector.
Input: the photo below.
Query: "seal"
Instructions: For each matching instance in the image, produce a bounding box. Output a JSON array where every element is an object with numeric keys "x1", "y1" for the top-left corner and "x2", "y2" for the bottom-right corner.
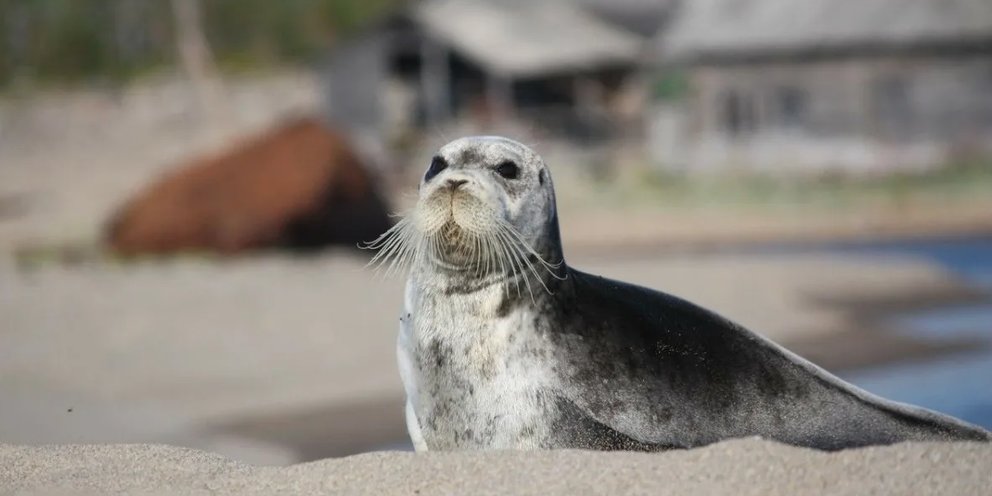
[{"x1": 365, "y1": 136, "x2": 991, "y2": 452}]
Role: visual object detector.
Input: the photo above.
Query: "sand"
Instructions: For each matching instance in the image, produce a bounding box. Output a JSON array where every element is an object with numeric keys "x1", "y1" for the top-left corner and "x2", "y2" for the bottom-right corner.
[
  {"x1": 2, "y1": 439, "x2": 990, "y2": 495},
  {"x1": 2, "y1": 250, "x2": 979, "y2": 464}
]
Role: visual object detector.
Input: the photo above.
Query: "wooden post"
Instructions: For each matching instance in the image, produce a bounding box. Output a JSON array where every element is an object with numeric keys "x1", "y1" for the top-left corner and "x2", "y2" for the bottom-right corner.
[
  {"x1": 486, "y1": 73, "x2": 513, "y2": 122},
  {"x1": 420, "y1": 37, "x2": 450, "y2": 127},
  {"x1": 170, "y1": 0, "x2": 232, "y2": 132}
]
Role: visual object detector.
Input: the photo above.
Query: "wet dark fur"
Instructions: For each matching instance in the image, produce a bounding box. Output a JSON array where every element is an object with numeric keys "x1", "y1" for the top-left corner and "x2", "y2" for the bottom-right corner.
[
  {"x1": 529, "y1": 269, "x2": 991, "y2": 451},
  {"x1": 411, "y1": 260, "x2": 991, "y2": 452},
  {"x1": 415, "y1": 227, "x2": 991, "y2": 452}
]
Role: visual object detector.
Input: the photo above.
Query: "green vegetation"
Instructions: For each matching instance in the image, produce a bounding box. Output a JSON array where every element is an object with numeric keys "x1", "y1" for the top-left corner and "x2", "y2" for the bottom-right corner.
[
  {"x1": 0, "y1": 0, "x2": 403, "y2": 88},
  {"x1": 653, "y1": 71, "x2": 688, "y2": 101},
  {"x1": 566, "y1": 158, "x2": 992, "y2": 213}
]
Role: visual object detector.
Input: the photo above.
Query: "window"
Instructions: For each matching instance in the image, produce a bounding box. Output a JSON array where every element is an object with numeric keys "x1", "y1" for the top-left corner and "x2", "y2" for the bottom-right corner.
[
  {"x1": 872, "y1": 75, "x2": 914, "y2": 139},
  {"x1": 722, "y1": 89, "x2": 757, "y2": 136},
  {"x1": 775, "y1": 86, "x2": 808, "y2": 129}
]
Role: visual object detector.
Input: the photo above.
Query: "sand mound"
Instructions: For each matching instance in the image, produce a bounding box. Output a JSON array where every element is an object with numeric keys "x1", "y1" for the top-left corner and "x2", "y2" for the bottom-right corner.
[{"x1": 2, "y1": 438, "x2": 989, "y2": 495}]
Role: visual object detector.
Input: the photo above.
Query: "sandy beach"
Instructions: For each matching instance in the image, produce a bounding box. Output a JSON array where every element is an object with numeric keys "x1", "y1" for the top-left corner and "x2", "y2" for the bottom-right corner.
[
  {"x1": 3, "y1": 439, "x2": 991, "y2": 495},
  {"x1": 2, "y1": 74, "x2": 991, "y2": 492},
  {"x1": 1, "y1": 248, "x2": 986, "y2": 464}
]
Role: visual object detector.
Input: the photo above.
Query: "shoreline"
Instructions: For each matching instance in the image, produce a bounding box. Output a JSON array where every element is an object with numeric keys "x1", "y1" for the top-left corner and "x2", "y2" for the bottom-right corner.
[{"x1": 785, "y1": 285, "x2": 991, "y2": 372}]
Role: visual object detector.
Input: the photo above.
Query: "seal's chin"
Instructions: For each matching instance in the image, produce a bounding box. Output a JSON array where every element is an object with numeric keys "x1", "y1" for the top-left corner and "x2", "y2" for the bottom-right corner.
[{"x1": 437, "y1": 219, "x2": 473, "y2": 265}]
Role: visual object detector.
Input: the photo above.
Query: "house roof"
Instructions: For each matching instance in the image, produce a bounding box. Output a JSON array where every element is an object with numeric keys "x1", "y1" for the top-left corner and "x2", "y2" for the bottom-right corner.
[
  {"x1": 662, "y1": 0, "x2": 992, "y2": 62},
  {"x1": 570, "y1": 0, "x2": 680, "y2": 37},
  {"x1": 412, "y1": 0, "x2": 644, "y2": 78}
]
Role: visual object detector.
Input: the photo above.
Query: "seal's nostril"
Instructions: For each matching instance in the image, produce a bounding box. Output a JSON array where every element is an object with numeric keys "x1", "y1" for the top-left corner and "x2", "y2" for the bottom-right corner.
[{"x1": 447, "y1": 179, "x2": 468, "y2": 190}]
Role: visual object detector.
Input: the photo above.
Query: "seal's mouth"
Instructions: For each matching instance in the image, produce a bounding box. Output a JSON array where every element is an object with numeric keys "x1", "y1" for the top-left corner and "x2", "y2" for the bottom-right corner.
[{"x1": 436, "y1": 191, "x2": 489, "y2": 265}]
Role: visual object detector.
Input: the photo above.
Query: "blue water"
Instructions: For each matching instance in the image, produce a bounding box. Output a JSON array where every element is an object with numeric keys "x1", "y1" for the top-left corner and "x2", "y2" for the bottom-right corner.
[
  {"x1": 819, "y1": 236, "x2": 992, "y2": 430},
  {"x1": 824, "y1": 236, "x2": 992, "y2": 290}
]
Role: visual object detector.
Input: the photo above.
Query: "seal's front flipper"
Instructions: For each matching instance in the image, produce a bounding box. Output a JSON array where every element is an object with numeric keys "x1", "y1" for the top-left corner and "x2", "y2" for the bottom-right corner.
[
  {"x1": 405, "y1": 401, "x2": 428, "y2": 452},
  {"x1": 550, "y1": 396, "x2": 684, "y2": 452}
]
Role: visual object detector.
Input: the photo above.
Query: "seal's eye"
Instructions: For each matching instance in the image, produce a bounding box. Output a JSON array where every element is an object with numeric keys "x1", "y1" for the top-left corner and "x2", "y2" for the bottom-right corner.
[
  {"x1": 424, "y1": 156, "x2": 447, "y2": 182},
  {"x1": 495, "y1": 160, "x2": 519, "y2": 179}
]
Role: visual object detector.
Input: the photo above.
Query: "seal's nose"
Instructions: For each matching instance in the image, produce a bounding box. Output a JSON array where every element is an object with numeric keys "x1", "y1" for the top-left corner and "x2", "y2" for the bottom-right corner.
[{"x1": 446, "y1": 178, "x2": 468, "y2": 190}]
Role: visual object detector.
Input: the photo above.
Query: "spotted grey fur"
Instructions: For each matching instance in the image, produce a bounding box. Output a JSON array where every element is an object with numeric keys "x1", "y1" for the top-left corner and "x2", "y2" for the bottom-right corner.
[{"x1": 390, "y1": 136, "x2": 991, "y2": 452}]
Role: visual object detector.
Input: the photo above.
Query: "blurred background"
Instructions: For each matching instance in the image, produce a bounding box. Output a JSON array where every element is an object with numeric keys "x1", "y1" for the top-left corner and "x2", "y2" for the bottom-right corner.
[{"x1": 1, "y1": 0, "x2": 991, "y2": 465}]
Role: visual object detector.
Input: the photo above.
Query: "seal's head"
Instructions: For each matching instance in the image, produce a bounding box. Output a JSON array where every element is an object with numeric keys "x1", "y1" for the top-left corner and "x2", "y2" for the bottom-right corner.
[
  {"x1": 416, "y1": 137, "x2": 556, "y2": 262},
  {"x1": 366, "y1": 136, "x2": 563, "y2": 292}
]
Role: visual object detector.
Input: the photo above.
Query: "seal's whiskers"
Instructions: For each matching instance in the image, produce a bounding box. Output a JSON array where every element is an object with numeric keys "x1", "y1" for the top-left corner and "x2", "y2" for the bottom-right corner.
[
  {"x1": 363, "y1": 208, "x2": 561, "y2": 302},
  {"x1": 493, "y1": 226, "x2": 538, "y2": 301},
  {"x1": 496, "y1": 218, "x2": 565, "y2": 278},
  {"x1": 362, "y1": 217, "x2": 412, "y2": 278}
]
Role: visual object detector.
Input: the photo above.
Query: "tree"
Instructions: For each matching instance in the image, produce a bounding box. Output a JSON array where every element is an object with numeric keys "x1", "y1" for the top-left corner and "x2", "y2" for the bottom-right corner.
[{"x1": 170, "y1": 0, "x2": 232, "y2": 129}]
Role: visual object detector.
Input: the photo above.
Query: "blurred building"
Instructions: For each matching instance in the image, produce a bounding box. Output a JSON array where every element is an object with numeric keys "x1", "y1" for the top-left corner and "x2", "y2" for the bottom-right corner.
[
  {"x1": 326, "y1": 0, "x2": 677, "y2": 144},
  {"x1": 652, "y1": 0, "x2": 992, "y2": 173}
]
